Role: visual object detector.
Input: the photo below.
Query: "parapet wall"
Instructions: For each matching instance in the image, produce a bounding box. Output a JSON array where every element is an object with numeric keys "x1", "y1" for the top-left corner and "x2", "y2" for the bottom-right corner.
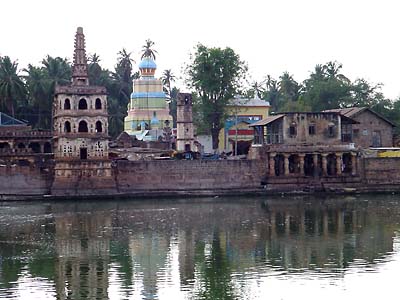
[{"x1": 115, "y1": 160, "x2": 266, "y2": 194}]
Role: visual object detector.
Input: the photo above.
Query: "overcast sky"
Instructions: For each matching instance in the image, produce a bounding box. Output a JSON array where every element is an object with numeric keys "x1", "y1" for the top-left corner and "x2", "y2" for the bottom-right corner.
[{"x1": 1, "y1": 0, "x2": 399, "y2": 99}]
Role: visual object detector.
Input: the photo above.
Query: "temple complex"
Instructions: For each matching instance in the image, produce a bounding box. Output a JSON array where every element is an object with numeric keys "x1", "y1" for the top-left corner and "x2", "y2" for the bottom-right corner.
[{"x1": 124, "y1": 57, "x2": 172, "y2": 141}]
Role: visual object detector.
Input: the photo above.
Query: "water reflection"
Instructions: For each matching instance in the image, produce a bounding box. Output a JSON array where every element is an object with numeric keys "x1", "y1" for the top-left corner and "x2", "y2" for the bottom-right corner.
[{"x1": 0, "y1": 195, "x2": 400, "y2": 299}]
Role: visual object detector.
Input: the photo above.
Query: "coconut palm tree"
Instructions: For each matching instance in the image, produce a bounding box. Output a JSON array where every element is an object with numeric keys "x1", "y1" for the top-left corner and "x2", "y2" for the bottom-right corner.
[
  {"x1": 0, "y1": 56, "x2": 26, "y2": 116},
  {"x1": 24, "y1": 64, "x2": 49, "y2": 128},
  {"x1": 161, "y1": 69, "x2": 176, "y2": 98},
  {"x1": 141, "y1": 39, "x2": 158, "y2": 60}
]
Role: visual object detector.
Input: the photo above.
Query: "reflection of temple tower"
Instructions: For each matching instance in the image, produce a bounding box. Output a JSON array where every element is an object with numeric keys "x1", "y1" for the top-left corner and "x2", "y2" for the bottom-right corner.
[
  {"x1": 176, "y1": 93, "x2": 194, "y2": 151},
  {"x1": 124, "y1": 57, "x2": 172, "y2": 140},
  {"x1": 54, "y1": 211, "x2": 112, "y2": 300},
  {"x1": 52, "y1": 27, "x2": 114, "y2": 195}
]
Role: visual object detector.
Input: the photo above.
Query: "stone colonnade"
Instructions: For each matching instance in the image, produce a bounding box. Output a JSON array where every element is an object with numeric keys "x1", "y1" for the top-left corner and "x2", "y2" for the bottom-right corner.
[{"x1": 268, "y1": 151, "x2": 357, "y2": 177}]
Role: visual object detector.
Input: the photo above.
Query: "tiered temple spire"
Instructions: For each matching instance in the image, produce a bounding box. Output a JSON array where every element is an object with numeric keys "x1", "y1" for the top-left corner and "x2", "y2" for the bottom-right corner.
[{"x1": 72, "y1": 27, "x2": 89, "y2": 86}]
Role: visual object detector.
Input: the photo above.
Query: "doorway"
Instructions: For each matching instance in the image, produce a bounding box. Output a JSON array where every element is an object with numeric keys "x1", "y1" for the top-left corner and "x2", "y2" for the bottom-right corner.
[{"x1": 80, "y1": 147, "x2": 88, "y2": 160}]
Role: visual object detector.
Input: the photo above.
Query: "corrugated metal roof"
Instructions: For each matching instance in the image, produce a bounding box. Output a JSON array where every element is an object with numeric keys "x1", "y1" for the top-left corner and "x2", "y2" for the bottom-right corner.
[
  {"x1": 229, "y1": 97, "x2": 271, "y2": 107},
  {"x1": 324, "y1": 107, "x2": 396, "y2": 126},
  {"x1": 249, "y1": 115, "x2": 284, "y2": 127}
]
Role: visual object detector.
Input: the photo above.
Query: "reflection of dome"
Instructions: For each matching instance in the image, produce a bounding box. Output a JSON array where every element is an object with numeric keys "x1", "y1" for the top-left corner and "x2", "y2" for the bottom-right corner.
[
  {"x1": 139, "y1": 57, "x2": 157, "y2": 69},
  {"x1": 150, "y1": 116, "x2": 160, "y2": 125}
]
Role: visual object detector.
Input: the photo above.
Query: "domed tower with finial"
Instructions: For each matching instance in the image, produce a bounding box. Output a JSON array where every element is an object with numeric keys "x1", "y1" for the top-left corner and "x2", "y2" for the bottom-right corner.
[
  {"x1": 124, "y1": 47, "x2": 172, "y2": 140},
  {"x1": 52, "y1": 27, "x2": 115, "y2": 195}
]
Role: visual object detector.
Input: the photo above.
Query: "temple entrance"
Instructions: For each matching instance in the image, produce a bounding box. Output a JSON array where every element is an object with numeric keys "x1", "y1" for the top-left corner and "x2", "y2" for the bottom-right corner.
[
  {"x1": 80, "y1": 147, "x2": 88, "y2": 160},
  {"x1": 327, "y1": 154, "x2": 337, "y2": 175},
  {"x1": 274, "y1": 154, "x2": 285, "y2": 176},
  {"x1": 342, "y1": 153, "x2": 352, "y2": 174},
  {"x1": 289, "y1": 154, "x2": 300, "y2": 174},
  {"x1": 304, "y1": 154, "x2": 314, "y2": 176}
]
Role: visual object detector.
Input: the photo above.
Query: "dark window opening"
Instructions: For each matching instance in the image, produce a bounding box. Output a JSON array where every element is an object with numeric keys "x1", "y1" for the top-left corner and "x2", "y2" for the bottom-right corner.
[
  {"x1": 78, "y1": 121, "x2": 88, "y2": 133},
  {"x1": 80, "y1": 147, "x2": 88, "y2": 160},
  {"x1": 309, "y1": 124, "x2": 315, "y2": 135},
  {"x1": 64, "y1": 121, "x2": 71, "y2": 133},
  {"x1": 64, "y1": 98, "x2": 71, "y2": 110},
  {"x1": 185, "y1": 144, "x2": 191, "y2": 152},
  {"x1": 95, "y1": 98, "x2": 102, "y2": 109},
  {"x1": 78, "y1": 98, "x2": 88, "y2": 110},
  {"x1": 17, "y1": 143, "x2": 25, "y2": 149},
  {"x1": 328, "y1": 125, "x2": 335, "y2": 137},
  {"x1": 29, "y1": 142, "x2": 41, "y2": 153},
  {"x1": 289, "y1": 124, "x2": 297, "y2": 137},
  {"x1": 95, "y1": 121, "x2": 103, "y2": 133}
]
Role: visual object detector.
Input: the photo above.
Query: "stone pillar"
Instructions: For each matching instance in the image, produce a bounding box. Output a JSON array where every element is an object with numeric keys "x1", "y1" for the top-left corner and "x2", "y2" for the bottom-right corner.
[
  {"x1": 313, "y1": 153, "x2": 319, "y2": 177},
  {"x1": 269, "y1": 153, "x2": 276, "y2": 176},
  {"x1": 284, "y1": 154, "x2": 290, "y2": 176},
  {"x1": 40, "y1": 143, "x2": 45, "y2": 154},
  {"x1": 299, "y1": 154, "x2": 305, "y2": 175},
  {"x1": 322, "y1": 154, "x2": 328, "y2": 176},
  {"x1": 336, "y1": 153, "x2": 342, "y2": 175},
  {"x1": 351, "y1": 152, "x2": 357, "y2": 175}
]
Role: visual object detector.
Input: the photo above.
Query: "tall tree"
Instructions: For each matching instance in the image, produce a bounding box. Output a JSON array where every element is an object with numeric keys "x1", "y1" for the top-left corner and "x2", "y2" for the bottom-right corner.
[
  {"x1": 24, "y1": 64, "x2": 49, "y2": 128},
  {"x1": 141, "y1": 39, "x2": 158, "y2": 60},
  {"x1": 0, "y1": 56, "x2": 26, "y2": 117},
  {"x1": 161, "y1": 69, "x2": 175, "y2": 98},
  {"x1": 186, "y1": 44, "x2": 247, "y2": 150}
]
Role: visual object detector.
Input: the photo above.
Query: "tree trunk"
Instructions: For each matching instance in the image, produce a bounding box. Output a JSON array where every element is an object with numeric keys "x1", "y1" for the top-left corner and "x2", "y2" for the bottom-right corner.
[{"x1": 211, "y1": 127, "x2": 220, "y2": 151}]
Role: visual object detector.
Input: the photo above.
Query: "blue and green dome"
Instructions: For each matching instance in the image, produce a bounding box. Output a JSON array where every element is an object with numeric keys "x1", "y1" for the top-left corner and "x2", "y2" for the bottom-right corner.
[{"x1": 139, "y1": 57, "x2": 157, "y2": 69}]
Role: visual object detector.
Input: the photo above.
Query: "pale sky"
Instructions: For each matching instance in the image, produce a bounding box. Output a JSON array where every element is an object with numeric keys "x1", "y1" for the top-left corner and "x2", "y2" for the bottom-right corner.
[{"x1": 1, "y1": 0, "x2": 400, "y2": 99}]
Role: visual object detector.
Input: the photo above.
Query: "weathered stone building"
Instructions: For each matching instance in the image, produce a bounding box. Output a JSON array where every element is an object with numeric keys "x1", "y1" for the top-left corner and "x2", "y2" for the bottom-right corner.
[
  {"x1": 250, "y1": 112, "x2": 358, "y2": 179},
  {"x1": 324, "y1": 107, "x2": 395, "y2": 148},
  {"x1": 52, "y1": 27, "x2": 115, "y2": 195},
  {"x1": 176, "y1": 93, "x2": 194, "y2": 151}
]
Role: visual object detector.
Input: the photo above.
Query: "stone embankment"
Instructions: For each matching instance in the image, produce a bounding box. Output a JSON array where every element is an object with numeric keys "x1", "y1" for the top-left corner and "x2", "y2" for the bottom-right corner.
[{"x1": 1, "y1": 157, "x2": 400, "y2": 200}]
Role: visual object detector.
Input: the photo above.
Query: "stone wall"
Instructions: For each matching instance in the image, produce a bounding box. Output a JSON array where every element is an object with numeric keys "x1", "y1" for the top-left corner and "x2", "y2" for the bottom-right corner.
[
  {"x1": 0, "y1": 165, "x2": 51, "y2": 199},
  {"x1": 115, "y1": 159, "x2": 266, "y2": 195},
  {"x1": 363, "y1": 157, "x2": 400, "y2": 189}
]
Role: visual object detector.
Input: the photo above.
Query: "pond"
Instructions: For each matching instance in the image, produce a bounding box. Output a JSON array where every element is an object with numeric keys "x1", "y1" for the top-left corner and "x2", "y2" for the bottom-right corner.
[{"x1": 0, "y1": 194, "x2": 399, "y2": 299}]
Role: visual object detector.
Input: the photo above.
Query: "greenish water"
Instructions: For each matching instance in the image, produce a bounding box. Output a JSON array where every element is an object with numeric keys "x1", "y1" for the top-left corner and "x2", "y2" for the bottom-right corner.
[{"x1": 0, "y1": 195, "x2": 400, "y2": 299}]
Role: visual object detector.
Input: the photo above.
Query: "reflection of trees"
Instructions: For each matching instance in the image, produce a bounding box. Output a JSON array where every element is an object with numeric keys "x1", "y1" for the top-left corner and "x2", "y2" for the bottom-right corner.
[{"x1": 195, "y1": 230, "x2": 236, "y2": 300}]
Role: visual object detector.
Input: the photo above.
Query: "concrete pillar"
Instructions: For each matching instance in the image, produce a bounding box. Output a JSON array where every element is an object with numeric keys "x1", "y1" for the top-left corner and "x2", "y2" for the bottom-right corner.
[
  {"x1": 336, "y1": 153, "x2": 342, "y2": 175},
  {"x1": 299, "y1": 154, "x2": 305, "y2": 175},
  {"x1": 284, "y1": 154, "x2": 290, "y2": 176},
  {"x1": 351, "y1": 152, "x2": 357, "y2": 175},
  {"x1": 269, "y1": 153, "x2": 276, "y2": 176},
  {"x1": 313, "y1": 153, "x2": 319, "y2": 177},
  {"x1": 322, "y1": 154, "x2": 328, "y2": 176}
]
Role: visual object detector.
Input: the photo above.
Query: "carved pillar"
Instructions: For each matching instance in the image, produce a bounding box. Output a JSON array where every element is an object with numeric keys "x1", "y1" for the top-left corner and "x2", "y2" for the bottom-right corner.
[
  {"x1": 321, "y1": 154, "x2": 328, "y2": 176},
  {"x1": 336, "y1": 152, "x2": 342, "y2": 175},
  {"x1": 351, "y1": 152, "x2": 357, "y2": 175},
  {"x1": 269, "y1": 153, "x2": 276, "y2": 176},
  {"x1": 284, "y1": 154, "x2": 290, "y2": 176},
  {"x1": 299, "y1": 154, "x2": 305, "y2": 175},
  {"x1": 313, "y1": 153, "x2": 319, "y2": 177}
]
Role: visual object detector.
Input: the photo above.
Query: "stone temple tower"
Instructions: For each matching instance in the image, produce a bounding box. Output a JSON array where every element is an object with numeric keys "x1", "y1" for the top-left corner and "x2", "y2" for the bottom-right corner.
[
  {"x1": 176, "y1": 93, "x2": 194, "y2": 151},
  {"x1": 52, "y1": 27, "x2": 114, "y2": 195}
]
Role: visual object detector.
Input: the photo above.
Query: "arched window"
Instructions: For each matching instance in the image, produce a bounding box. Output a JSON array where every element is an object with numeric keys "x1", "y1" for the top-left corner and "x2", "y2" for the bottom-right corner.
[
  {"x1": 64, "y1": 98, "x2": 71, "y2": 110},
  {"x1": 95, "y1": 98, "x2": 102, "y2": 109},
  {"x1": 78, "y1": 120, "x2": 88, "y2": 132},
  {"x1": 17, "y1": 143, "x2": 25, "y2": 149},
  {"x1": 78, "y1": 98, "x2": 88, "y2": 110},
  {"x1": 44, "y1": 142, "x2": 52, "y2": 153},
  {"x1": 64, "y1": 121, "x2": 71, "y2": 133},
  {"x1": 95, "y1": 121, "x2": 103, "y2": 133}
]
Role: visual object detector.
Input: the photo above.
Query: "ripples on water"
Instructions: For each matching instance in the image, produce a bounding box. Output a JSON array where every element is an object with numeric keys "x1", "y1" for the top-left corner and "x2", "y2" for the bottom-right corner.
[{"x1": 1, "y1": 195, "x2": 400, "y2": 299}]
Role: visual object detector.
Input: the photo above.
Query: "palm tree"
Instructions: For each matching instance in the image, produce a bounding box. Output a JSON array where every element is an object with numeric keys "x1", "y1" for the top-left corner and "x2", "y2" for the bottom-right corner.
[
  {"x1": 141, "y1": 39, "x2": 158, "y2": 60},
  {"x1": 24, "y1": 64, "x2": 49, "y2": 128},
  {"x1": 41, "y1": 56, "x2": 71, "y2": 90},
  {"x1": 0, "y1": 56, "x2": 26, "y2": 116},
  {"x1": 278, "y1": 72, "x2": 300, "y2": 102},
  {"x1": 161, "y1": 69, "x2": 175, "y2": 98},
  {"x1": 250, "y1": 80, "x2": 266, "y2": 99}
]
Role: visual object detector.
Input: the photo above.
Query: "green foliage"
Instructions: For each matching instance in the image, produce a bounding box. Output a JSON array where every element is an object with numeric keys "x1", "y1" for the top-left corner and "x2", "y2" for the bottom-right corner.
[
  {"x1": 0, "y1": 56, "x2": 27, "y2": 117},
  {"x1": 186, "y1": 44, "x2": 247, "y2": 149}
]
